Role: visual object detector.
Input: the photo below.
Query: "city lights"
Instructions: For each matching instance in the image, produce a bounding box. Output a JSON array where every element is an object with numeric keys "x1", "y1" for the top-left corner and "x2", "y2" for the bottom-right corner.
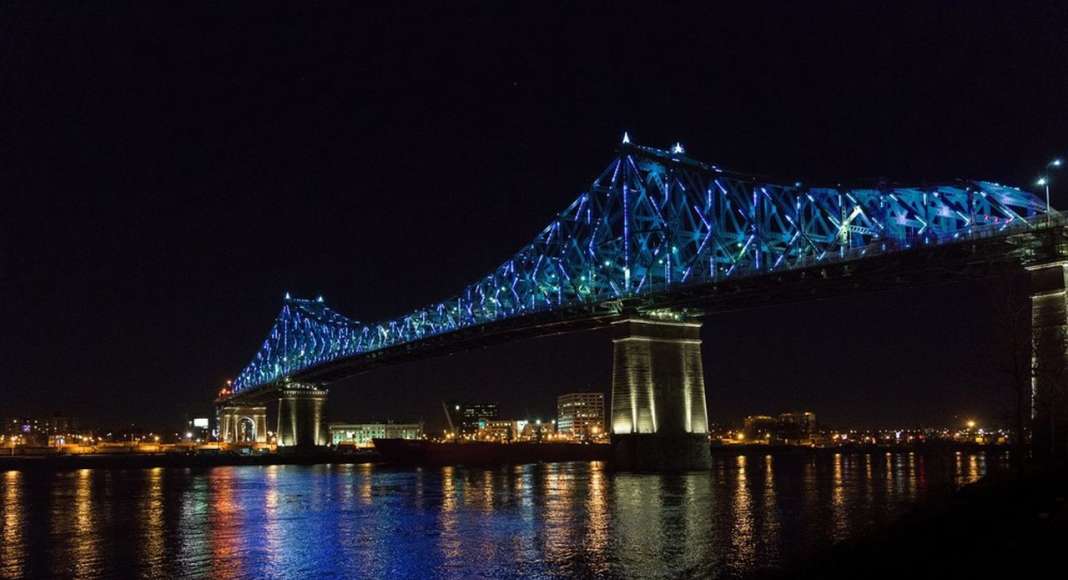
[{"x1": 710, "y1": 414, "x2": 1010, "y2": 448}]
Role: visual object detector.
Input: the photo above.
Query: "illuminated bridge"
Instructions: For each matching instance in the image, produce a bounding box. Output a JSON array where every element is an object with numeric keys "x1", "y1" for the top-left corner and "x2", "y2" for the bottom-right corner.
[{"x1": 217, "y1": 137, "x2": 1067, "y2": 468}]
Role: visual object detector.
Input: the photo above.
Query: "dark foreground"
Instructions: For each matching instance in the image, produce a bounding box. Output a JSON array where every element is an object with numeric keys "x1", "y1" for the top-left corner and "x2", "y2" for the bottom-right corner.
[{"x1": 770, "y1": 466, "x2": 1068, "y2": 579}]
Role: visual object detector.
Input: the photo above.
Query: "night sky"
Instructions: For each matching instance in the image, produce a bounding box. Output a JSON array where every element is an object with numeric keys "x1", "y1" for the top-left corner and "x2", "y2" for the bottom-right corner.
[{"x1": 4, "y1": 2, "x2": 1067, "y2": 431}]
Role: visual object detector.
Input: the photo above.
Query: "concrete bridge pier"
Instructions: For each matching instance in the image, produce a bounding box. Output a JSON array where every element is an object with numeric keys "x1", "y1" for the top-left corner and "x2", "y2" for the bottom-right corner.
[
  {"x1": 277, "y1": 383, "x2": 329, "y2": 449},
  {"x1": 609, "y1": 314, "x2": 711, "y2": 470},
  {"x1": 1028, "y1": 260, "x2": 1068, "y2": 459},
  {"x1": 217, "y1": 404, "x2": 268, "y2": 444}
]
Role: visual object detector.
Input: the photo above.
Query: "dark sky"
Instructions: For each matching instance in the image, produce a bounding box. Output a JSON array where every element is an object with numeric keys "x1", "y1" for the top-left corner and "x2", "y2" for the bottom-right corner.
[{"x1": 3, "y1": 2, "x2": 1067, "y2": 431}]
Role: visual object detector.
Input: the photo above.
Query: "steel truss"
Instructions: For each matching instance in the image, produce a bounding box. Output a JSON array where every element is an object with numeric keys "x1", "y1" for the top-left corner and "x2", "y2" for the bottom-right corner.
[{"x1": 231, "y1": 140, "x2": 1049, "y2": 394}]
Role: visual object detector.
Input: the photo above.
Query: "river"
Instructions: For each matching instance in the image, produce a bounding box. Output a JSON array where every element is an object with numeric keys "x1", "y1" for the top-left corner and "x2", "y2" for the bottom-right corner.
[{"x1": 0, "y1": 450, "x2": 1002, "y2": 579}]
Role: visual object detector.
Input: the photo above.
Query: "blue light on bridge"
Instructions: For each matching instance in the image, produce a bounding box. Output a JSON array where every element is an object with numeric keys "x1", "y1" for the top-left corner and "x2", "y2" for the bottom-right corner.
[{"x1": 229, "y1": 140, "x2": 1051, "y2": 394}]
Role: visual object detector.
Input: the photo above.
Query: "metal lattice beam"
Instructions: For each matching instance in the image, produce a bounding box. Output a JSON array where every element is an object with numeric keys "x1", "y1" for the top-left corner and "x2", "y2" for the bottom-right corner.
[{"x1": 229, "y1": 140, "x2": 1050, "y2": 395}]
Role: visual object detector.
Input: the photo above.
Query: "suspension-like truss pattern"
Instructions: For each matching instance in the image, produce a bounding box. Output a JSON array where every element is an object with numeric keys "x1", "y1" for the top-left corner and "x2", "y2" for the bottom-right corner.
[{"x1": 231, "y1": 141, "x2": 1049, "y2": 393}]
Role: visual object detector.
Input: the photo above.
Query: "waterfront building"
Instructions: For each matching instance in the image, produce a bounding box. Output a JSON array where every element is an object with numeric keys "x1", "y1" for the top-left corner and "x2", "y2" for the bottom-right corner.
[
  {"x1": 443, "y1": 401, "x2": 499, "y2": 436},
  {"x1": 556, "y1": 392, "x2": 605, "y2": 440},
  {"x1": 777, "y1": 411, "x2": 816, "y2": 444},
  {"x1": 742, "y1": 412, "x2": 817, "y2": 444},
  {"x1": 479, "y1": 419, "x2": 518, "y2": 442},
  {"x1": 4, "y1": 414, "x2": 75, "y2": 436},
  {"x1": 743, "y1": 415, "x2": 777, "y2": 442},
  {"x1": 187, "y1": 417, "x2": 211, "y2": 441},
  {"x1": 519, "y1": 420, "x2": 556, "y2": 442},
  {"x1": 3, "y1": 414, "x2": 78, "y2": 446},
  {"x1": 328, "y1": 422, "x2": 423, "y2": 447}
]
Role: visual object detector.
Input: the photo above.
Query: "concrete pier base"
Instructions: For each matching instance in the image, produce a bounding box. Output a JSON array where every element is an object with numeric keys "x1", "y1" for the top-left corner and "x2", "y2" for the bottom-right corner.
[
  {"x1": 1028, "y1": 261, "x2": 1068, "y2": 459},
  {"x1": 277, "y1": 384, "x2": 328, "y2": 449},
  {"x1": 612, "y1": 433, "x2": 711, "y2": 471},
  {"x1": 609, "y1": 314, "x2": 711, "y2": 471}
]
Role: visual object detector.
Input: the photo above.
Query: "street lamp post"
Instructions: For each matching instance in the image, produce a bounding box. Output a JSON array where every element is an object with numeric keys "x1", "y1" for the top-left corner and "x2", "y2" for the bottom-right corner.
[
  {"x1": 1038, "y1": 177, "x2": 1050, "y2": 223},
  {"x1": 1038, "y1": 159, "x2": 1062, "y2": 226}
]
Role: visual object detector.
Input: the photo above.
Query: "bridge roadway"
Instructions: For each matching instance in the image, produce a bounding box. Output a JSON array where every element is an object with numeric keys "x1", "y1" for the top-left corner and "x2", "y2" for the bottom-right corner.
[{"x1": 216, "y1": 141, "x2": 1068, "y2": 468}]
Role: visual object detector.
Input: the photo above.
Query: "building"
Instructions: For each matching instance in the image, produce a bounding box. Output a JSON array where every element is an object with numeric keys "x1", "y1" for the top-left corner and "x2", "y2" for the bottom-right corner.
[
  {"x1": 328, "y1": 422, "x2": 423, "y2": 448},
  {"x1": 3, "y1": 414, "x2": 78, "y2": 446},
  {"x1": 479, "y1": 419, "x2": 518, "y2": 442},
  {"x1": 4, "y1": 414, "x2": 75, "y2": 436},
  {"x1": 520, "y1": 420, "x2": 556, "y2": 442},
  {"x1": 443, "y1": 401, "x2": 499, "y2": 436},
  {"x1": 187, "y1": 417, "x2": 211, "y2": 441},
  {"x1": 743, "y1": 415, "x2": 778, "y2": 441},
  {"x1": 557, "y1": 392, "x2": 605, "y2": 440},
  {"x1": 777, "y1": 411, "x2": 816, "y2": 444},
  {"x1": 742, "y1": 412, "x2": 817, "y2": 444}
]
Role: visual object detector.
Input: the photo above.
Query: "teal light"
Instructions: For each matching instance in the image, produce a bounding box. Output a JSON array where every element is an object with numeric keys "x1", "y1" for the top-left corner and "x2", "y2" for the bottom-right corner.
[{"x1": 228, "y1": 140, "x2": 1051, "y2": 394}]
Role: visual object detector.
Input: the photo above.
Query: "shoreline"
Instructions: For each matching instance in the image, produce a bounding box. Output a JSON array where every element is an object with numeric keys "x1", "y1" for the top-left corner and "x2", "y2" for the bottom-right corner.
[
  {"x1": 0, "y1": 451, "x2": 374, "y2": 471},
  {"x1": 0, "y1": 441, "x2": 1006, "y2": 472}
]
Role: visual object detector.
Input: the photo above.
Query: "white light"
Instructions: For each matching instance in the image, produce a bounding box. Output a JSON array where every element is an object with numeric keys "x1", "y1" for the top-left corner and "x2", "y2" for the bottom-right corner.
[
  {"x1": 672, "y1": 142, "x2": 685, "y2": 154},
  {"x1": 622, "y1": 131, "x2": 630, "y2": 144},
  {"x1": 1037, "y1": 177, "x2": 1048, "y2": 186},
  {"x1": 1052, "y1": 159, "x2": 1063, "y2": 167},
  {"x1": 284, "y1": 292, "x2": 291, "y2": 299}
]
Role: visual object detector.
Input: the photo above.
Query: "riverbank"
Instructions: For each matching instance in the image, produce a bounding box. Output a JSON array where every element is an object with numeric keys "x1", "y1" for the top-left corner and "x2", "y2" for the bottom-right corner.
[
  {"x1": 0, "y1": 450, "x2": 376, "y2": 471},
  {"x1": 0, "y1": 441, "x2": 1005, "y2": 471},
  {"x1": 711, "y1": 441, "x2": 1003, "y2": 456},
  {"x1": 765, "y1": 465, "x2": 1068, "y2": 579},
  {"x1": 373, "y1": 439, "x2": 611, "y2": 465}
]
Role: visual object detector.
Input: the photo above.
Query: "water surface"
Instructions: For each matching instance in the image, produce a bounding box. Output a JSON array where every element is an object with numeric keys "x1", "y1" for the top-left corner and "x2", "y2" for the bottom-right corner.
[{"x1": 0, "y1": 451, "x2": 1000, "y2": 579}]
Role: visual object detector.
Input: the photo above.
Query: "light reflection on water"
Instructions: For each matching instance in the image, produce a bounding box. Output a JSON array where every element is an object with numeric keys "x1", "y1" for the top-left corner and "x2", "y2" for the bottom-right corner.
[
  {"x1": 140, "y1": 467, "x2": 165, "y2": 578},
  {"x1": 2, "y1": 471, "x2": 22, "y2": 579},
  {"x1": 0, "y1": 450, "x2": 1000, "y2": 579}
]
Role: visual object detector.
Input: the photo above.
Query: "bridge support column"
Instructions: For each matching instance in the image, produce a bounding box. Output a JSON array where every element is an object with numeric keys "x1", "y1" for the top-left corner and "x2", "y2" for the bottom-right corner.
[
  {"x1": 1028, "y1": 261, "x2": 1068, "y2": 460},
  {"x1": 610, "y1": 314, "x2": 711, "y2": 470},
  {"x1": 216, "y1": 404, "x2": 267, "y2": 445},
  {"x1": 277, "y1": 384, "x2": 329, "y2": 449}
]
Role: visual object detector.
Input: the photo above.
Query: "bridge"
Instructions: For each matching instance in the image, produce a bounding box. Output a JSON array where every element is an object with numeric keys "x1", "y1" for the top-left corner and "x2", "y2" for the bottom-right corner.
[{"x1": 216, "y1": 137, "x2": 1068, "y2": 469}]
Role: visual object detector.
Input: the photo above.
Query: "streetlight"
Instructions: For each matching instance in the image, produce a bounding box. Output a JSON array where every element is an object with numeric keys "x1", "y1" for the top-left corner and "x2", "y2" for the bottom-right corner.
[
  {"x1": 1038, "y1": 176, "x2": 1051, "y2": 220},
  {"x1": 1041, "y1": 158, "x2": 1064, "y2": 224}
]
